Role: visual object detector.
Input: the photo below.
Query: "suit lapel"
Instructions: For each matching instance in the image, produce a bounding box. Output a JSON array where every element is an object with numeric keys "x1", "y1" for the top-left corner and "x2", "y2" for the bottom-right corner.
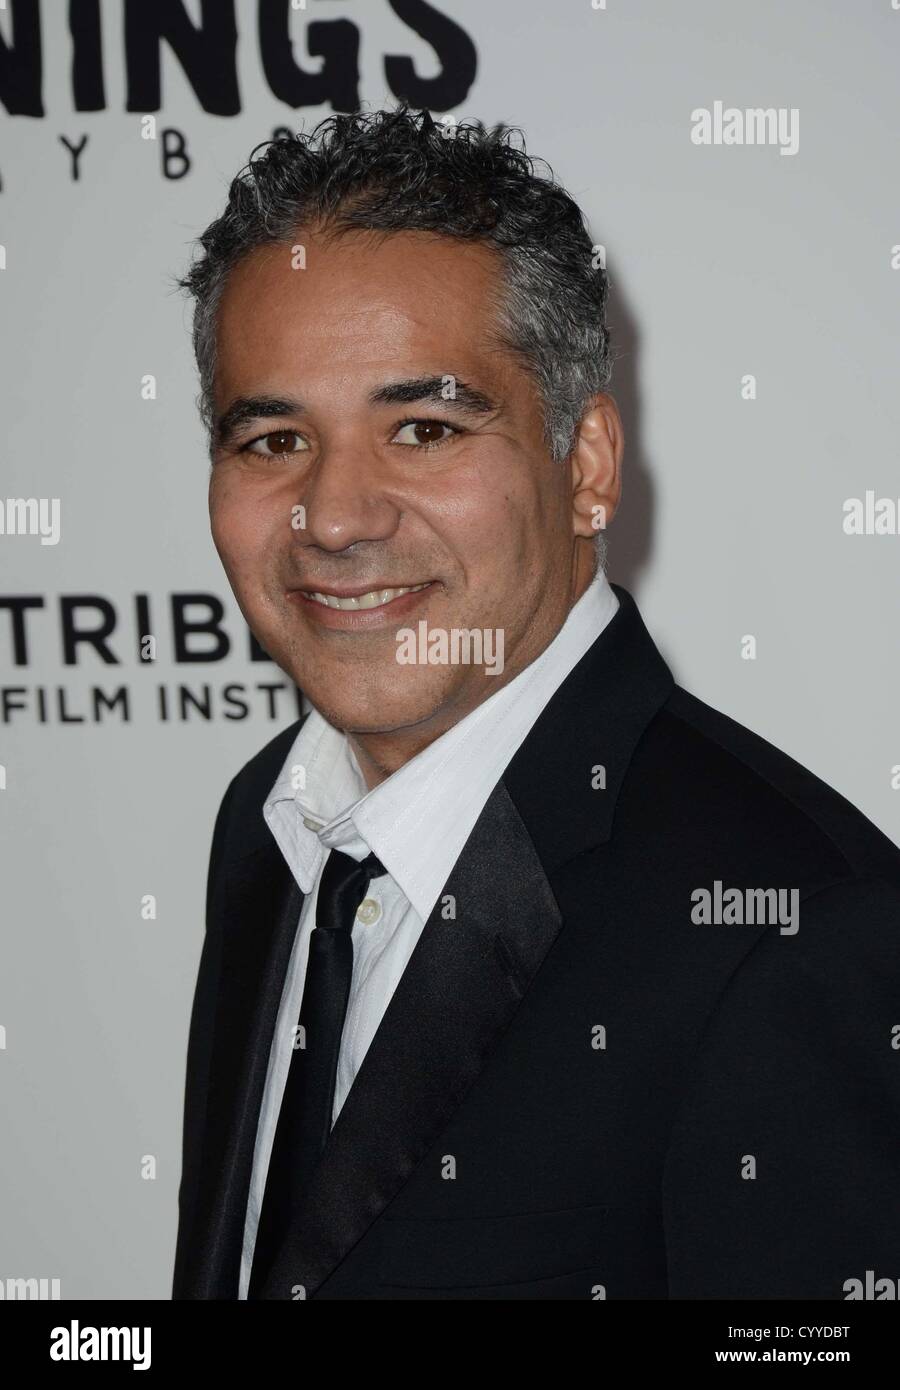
[
  {"x1": 257, "y1": 776, "x2": 564, "y2": 1298},
  {"x1": 503, "y1": 583, "x2": 675, "y2": 871},
  {"x1": 183, "y1": 837, "x2": 304, "y2": 1298}
]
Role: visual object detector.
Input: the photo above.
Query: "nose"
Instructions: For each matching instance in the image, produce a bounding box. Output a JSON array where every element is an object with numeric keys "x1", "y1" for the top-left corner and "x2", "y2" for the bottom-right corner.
[{"x1": 298, "y1": 439, "x2": 400, "y2": 552}]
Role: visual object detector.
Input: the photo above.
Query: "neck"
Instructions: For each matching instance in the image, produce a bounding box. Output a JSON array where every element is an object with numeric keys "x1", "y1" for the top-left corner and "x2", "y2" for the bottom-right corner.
[{"x1": 346, "y1": 543, "x2": 601, "y2": 791}]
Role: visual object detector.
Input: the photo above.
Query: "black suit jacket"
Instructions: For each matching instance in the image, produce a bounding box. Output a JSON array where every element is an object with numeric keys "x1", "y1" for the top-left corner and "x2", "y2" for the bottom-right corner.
[{"x1": 172, "y1": 584, "x2": 900, "y2": 1299}]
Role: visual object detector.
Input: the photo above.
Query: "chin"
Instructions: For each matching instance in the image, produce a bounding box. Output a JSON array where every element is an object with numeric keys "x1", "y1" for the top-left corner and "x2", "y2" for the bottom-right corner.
[{"x1": 310, "y1": 681, "x2": 452, "y2": 737}]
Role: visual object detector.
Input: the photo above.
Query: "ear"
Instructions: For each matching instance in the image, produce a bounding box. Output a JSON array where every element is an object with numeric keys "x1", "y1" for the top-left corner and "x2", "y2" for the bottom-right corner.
[{"x1": 570, "y1": 393, "x2": 623, "y2": 540}]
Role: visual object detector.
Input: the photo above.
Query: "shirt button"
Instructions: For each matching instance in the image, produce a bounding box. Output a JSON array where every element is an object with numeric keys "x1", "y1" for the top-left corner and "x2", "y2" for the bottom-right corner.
[{"x1": 356, "y1": 897, "x2": 381, "y2": 925}]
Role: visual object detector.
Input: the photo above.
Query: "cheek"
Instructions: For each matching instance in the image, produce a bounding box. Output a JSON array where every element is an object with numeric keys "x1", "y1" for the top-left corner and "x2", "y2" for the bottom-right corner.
[
  {"x1": 210, "y1": 483, "x2": 274, "y2": 567},
  {"x1": 210, "y1": 501, "x2": 247, "y2": 572},
  {"x1": 455, "y1": 482, "x2": 537, "y2": 573},
  {"x1": 435, "y1": 460, "x2": 531, "y2": 553}
]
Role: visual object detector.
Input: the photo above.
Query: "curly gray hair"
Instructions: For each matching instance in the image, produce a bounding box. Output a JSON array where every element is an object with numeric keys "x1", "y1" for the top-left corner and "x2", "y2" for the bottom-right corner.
[{"x1": 175, "y1": 105, "x2": 613, "y2": 555}]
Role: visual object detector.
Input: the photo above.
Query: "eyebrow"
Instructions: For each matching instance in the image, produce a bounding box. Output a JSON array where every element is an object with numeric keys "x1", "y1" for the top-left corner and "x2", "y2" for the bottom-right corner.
[{"x1": 214, "y1": 375, "x2": 500, "y2": 449}]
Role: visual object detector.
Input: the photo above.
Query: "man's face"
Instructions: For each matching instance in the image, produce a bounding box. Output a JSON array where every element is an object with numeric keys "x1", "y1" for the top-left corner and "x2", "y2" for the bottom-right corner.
[{"x1": 209, "y1": 226, "x2": 594, "y2": 748}]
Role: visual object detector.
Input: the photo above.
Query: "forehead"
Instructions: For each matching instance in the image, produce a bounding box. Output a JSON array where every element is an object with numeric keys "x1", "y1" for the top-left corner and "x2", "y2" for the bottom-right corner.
[{"x1": 213, "y1": 227, "x2": 512, "y2": 405}]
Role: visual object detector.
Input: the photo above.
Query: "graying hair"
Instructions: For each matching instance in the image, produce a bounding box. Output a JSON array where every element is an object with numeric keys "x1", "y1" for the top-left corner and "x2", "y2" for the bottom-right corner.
[{"x1": 175, "y1": 106, "x2": 613, "y2": 560}]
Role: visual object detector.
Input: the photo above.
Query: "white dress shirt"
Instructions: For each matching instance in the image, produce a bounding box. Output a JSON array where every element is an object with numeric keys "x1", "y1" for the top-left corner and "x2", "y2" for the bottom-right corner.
[{"x1": 238, "y1": 567, "x2": 620, "y2": 1297}]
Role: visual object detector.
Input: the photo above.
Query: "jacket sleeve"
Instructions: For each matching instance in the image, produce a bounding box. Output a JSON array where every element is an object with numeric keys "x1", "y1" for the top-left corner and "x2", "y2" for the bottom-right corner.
[
  {"x1": 171, "y1": 775, "x2": 238, "y2": 1298},
  {"x1": 662, "y1": 875, "x2": 900, "y2": 1298}
]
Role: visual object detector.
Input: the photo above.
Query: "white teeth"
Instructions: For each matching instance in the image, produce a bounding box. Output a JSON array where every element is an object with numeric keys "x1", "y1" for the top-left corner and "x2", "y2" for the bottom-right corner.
[{"x1": 307, "y1": 582, "x2": 430, "y2": 611}]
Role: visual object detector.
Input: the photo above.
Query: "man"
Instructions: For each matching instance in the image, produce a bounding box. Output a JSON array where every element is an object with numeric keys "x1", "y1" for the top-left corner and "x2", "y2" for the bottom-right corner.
[{"x1": 172, "y1": 107, "x2": 900, "y2": 1300}]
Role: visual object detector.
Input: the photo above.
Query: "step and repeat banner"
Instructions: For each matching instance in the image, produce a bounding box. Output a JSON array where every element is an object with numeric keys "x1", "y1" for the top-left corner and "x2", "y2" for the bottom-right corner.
[{"x1": 1, "y1": 0, "x2": 898, "y2": 1298}]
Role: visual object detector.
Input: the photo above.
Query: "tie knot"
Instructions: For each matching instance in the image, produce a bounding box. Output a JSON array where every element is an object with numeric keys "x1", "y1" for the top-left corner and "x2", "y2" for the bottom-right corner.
[
  {"x1": 317, "y1": 847, "x2": 387, "y2": 931},
  {"x1": 359, "y1": 850, "x2": 387, "y2": 884}
]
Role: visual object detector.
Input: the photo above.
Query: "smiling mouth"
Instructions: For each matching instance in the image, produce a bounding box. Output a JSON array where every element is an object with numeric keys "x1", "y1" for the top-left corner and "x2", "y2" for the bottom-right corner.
[{"x1": 299, "y1": 581, "x2": 433, "y2": 611}]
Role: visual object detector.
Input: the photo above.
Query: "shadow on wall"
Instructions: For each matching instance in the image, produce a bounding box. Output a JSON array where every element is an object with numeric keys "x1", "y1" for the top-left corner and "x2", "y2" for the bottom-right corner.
[
  {"x1": 605, "y1": 278, "x2": 654, "y2": 601},
  {"x1": 602, "y1": 279, "x2": 684, "y2": 682}
]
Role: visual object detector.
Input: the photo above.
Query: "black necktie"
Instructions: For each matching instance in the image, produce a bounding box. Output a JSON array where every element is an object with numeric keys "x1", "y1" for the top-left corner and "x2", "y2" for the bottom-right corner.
[{"x1": 247, "y1": 847, "x2": 387, "y2": 1298}]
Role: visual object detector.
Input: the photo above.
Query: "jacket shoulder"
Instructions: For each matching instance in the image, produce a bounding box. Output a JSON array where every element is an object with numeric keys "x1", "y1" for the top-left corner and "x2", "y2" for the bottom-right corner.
[{"x1": 628, "y1": 684, "x2": 900, "y2": 891}]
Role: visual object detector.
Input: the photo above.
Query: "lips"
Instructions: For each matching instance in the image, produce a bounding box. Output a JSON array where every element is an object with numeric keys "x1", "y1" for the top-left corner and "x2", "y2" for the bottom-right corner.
[{"x1": 296, "y1": 581, "x2": 433, "y2": 611}]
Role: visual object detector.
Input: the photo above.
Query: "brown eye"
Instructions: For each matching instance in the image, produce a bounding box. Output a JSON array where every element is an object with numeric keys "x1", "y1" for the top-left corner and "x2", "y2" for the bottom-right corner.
[
  {"x1": 413, "y1": 422, "x2": 445, "y2": 445},
  {"x1": 392, "y1": 420, "x2": 458, "y2": 448},
  {"x1": 246, "y1": 430, "x2": 306, "y2": 457}
]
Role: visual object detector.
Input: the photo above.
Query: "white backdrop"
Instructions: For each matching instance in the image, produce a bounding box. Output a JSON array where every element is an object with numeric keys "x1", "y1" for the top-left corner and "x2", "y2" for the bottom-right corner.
[{"x1": 1, "y1": 0, "x2": 898, "y2": 1298}]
